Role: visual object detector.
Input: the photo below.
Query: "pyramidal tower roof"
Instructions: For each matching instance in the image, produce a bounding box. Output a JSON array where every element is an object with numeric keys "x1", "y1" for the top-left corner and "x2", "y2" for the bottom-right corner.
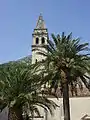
[{"x1": 36, "y1": 13, "x2": 46, "y2": 29}]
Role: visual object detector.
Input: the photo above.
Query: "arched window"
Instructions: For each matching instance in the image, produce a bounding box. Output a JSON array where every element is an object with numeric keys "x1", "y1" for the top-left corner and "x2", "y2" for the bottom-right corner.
[
  {"x1": 42, "y1": 37, "x2": 45, "y2": 44},
  {"x1": 42, "y1": 59, "x2": 44, "y2": 62},
  {"x1": 36, "y1": 37, "x2": 39, "y2": 44},
  {"x1": 35, "y1": 59, "x2": 37, "y2": 63}
]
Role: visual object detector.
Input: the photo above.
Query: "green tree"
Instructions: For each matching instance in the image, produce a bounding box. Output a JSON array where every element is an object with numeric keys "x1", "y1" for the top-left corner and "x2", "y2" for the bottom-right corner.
[
  {"x1": 0, "y1": 62, "x2": 57, "y2": 120},
  {"x1": 36, "y1": 32, "x2": 90, "y2": 120}
]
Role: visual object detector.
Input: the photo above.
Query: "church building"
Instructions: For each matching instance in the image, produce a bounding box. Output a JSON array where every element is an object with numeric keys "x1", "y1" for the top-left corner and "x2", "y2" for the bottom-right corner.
[
  {"x1": 31, "y1": 14, "x2": 90, "y2": 120},
  {"x1": 0, "y1": 14, "x2": 90, "y2": 120}
]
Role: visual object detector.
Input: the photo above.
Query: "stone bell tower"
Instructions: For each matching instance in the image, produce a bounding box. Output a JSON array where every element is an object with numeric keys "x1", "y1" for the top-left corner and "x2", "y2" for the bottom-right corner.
[{"x1": 32, "y1": 14, "x2": 49, "y2": 64}]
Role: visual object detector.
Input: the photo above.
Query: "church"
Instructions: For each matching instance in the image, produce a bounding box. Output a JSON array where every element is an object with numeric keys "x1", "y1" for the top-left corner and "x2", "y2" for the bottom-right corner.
[
  {"x1": 31, "y1": 14, "x2": 90, "y2": 120},
  {"x1": 0, "y1": 14, "x2": 90, "y2": 120}
]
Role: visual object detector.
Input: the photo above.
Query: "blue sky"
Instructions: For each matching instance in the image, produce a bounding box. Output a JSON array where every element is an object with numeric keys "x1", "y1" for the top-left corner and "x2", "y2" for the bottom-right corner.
[{"x1": 0, "y1": 0, "x2": 90, "y2": 63}]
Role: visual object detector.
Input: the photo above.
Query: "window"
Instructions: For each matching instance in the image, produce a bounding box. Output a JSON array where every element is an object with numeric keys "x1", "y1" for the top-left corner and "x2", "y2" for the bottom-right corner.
[
  {"x1": 35, "y1": 59, "x2": 37, "y2": 63},
  {"x1": 36, "y1": 37, "x2": 39, "y2": 44},
  {"x1": 42, "y1": 37, "x2": 45, "y2": 44},
  {"x1": 42, "y1": 59, "x2": 44, "y2": 62}
]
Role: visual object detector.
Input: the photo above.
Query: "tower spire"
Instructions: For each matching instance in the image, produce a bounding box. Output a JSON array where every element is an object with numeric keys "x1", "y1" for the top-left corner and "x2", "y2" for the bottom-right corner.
[{"x1": 36, "y1": 13, "x2": 46, "y2": 29}]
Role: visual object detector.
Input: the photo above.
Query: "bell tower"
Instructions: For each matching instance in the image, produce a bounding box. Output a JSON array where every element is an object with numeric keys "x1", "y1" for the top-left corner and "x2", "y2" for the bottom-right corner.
[{"x1": 32, "y1": 14, "x2": 48, "y2": 64}]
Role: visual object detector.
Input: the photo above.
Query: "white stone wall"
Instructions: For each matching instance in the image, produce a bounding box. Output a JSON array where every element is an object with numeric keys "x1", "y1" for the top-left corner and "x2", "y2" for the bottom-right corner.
[
  {"x1": 32, "y1": 46, "x2": 47, "y2": 64},
  {"x1": 32, "y1": 35, "x2": 48, "y2": 64},
  {"x1": 70, "y1": 97, "x2": 90, "y2": 120},
  {"x1": 33, "y1": 97, "x2": 90, "y2": 120}
]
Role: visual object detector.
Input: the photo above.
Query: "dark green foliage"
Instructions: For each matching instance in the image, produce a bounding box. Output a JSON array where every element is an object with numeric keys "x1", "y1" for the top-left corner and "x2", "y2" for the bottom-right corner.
[
  {"x1": 0, "y1": 61, "x2": 57, "y2": 120},
  {"x1": 36, "y1": 32, "x2": 90, "y2": 120}
]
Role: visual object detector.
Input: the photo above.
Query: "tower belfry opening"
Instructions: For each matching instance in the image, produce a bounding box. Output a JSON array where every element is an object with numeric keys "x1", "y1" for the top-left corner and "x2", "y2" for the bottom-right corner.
[{"x1": 32, "y1": 14, "x2": 48, "y2": 64}]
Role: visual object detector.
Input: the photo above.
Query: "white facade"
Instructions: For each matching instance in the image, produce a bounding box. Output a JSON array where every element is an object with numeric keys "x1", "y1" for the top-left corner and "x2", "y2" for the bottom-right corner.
[{"x1": 32, "y1": 97, "x2": 90, "y2": 120}]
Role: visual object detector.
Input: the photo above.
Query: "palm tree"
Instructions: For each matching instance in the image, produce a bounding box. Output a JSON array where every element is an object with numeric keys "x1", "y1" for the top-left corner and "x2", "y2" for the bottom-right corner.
[
  {"x1": 36, "y1": 32, "x2": 90, "y2": 120},
  {"x1": 0, "y1": 61, "x2": 57, "y2": 120}
]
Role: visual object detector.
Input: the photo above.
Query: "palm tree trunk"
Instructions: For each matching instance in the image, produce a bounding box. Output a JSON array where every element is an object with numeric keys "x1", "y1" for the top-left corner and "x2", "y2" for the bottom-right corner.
[
  {"x1": 8, "y1": 107, "x2": 23, "y2": 120},
  {"x1": 62, "y1": 82, "x2": 70, "y2": 120}
]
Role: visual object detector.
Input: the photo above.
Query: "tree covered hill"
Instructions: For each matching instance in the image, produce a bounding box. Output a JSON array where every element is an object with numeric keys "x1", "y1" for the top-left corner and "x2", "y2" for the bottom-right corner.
[{"x1": 0, "y1": 55, "x2": 32, "y2": 67}]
